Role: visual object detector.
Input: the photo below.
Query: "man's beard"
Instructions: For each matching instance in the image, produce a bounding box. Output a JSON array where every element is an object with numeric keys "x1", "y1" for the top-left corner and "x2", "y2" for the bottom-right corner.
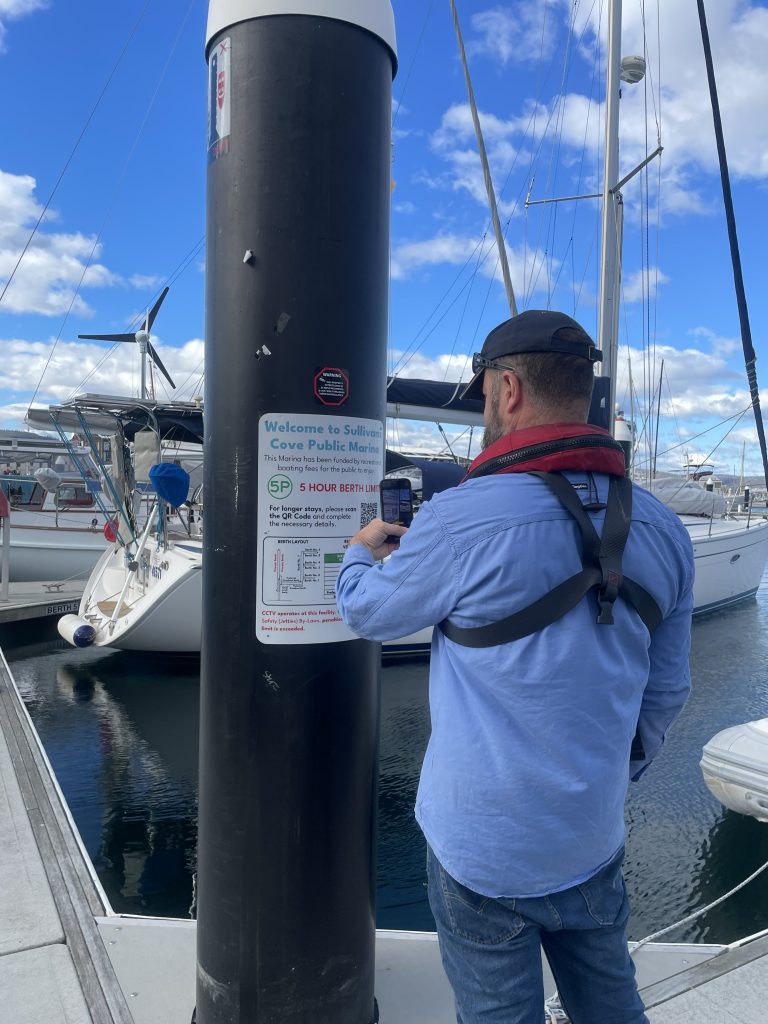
[{"x1": 482, "y1": 393, "x2": 505, "y2": 450}]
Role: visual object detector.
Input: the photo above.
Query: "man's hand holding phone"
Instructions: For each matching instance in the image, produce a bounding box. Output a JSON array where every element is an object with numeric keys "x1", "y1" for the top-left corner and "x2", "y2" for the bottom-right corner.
[
  {"x1": 348, "y1": 477, "x2": 414, "y2": 558},
  {"x1": 349, "y1": 518, "x2": 408, "y2": 560}
]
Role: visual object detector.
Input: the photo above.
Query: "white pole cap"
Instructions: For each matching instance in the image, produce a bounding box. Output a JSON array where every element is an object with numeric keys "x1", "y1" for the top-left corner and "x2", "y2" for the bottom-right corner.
[{"x1": 206, "y1": 1, "x2": 397, "y2": 65}]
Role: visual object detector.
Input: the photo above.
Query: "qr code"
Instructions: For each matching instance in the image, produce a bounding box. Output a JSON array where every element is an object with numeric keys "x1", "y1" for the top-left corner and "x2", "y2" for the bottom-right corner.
[{"x1": 360, "y1": 501, "x2": 378, "y2": 527}]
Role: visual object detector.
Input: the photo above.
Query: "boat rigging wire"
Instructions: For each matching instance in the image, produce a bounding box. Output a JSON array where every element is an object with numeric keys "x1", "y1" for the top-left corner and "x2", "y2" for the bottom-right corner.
[
  {"x1": 542, "y1": 2, "x2": 581, "y2": 310},
  {"x1": 634, "y1": 403, "x2": 753, "y2": 468},
  {"x1": 522, "y1": 0, "x2": 601, "y2": 313},
  {"x1": 449, "y1": 0, "x2": 517, "y2": 316},
  {"x1": 0, "y1": 0, "x2": 153, "y2": 314},
  {"x1": 174, "y1": 358, "x2": 206, "y2": 402},
  {"x1": 390, "y1": 235, "x2": 496, "y2": 378},
  {"x1": 696, "y1": 0, "x2": 768, "y2": 492},
  {"x1": 392, "y1": 0, "x2": 435, "y2": 131},
  {"x1": 394, "y1": 1, "x2": 605, "y2": 382},
  {"x1": 393, "y1": 2, "x2": 597, "y2": 377},
  {"x1": 441, "y1": 234, "x2": 488, "y2": 382}
]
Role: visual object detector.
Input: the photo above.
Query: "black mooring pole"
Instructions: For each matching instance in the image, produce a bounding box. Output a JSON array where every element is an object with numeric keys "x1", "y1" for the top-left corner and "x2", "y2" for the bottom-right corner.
[{"x1": 198, "y1": 3, "x2": 396, "y2": 1022}]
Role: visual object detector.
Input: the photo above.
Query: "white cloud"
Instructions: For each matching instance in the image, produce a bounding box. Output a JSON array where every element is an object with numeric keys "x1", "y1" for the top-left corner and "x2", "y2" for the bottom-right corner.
[
  {"x1": 391, "y1": 233, "x2": 479, "y2": 279},
  {"x1": 621, "y1": 266, "x2": 670, "y2": 304},
  {"x1": 128, "y1": 273, "x2": 165, "y2": 291},
  {"x1": 0, "y1": 401, "x2": 33, "y2": 425},
  {"x1": 0, "y1": 0, "x2": 47, "y2": 51},
  {"x1": 0, "y1": 170, "x2": 160, "y2": 316},
  {"x1": 390, "y1": 231, "x2": 553, "y2": 303},
  {"x1": 468, "y1": 3, "x2": 560, "y2": 67},
  {"x1": 576, "y1": 0, "x2": 768, "y2": 184},
  {"x1": 389, "y1": 348, "x2": 474, "y2": 384},
  {"x1": 0, "y1": 0, "x2": 47, "y2": 13},
  {"x1": 429, "y1": 2, "x2": 768, "y2": 223},
  {"x1": 0, "y1": 336, "x2": 206, "y2": 428}
]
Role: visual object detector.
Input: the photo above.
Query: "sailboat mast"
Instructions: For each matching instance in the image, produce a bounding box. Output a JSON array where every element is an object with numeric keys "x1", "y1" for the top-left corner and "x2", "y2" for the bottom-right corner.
[
  {"x1": 597, "y1": 0, "x2": 623, "y2": 430},
  {"x1": 139, "y1": 338, "x2": 147, "y2": 400}
]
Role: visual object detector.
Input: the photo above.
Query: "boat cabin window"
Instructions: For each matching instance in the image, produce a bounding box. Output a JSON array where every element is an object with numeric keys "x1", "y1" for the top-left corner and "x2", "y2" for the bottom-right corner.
[
  {"x1": 1, "y1": 477, "x2": 44, "y2": 508},
  {"x1": 57, "y1": 484, "x2": 95, "y2": 507}
]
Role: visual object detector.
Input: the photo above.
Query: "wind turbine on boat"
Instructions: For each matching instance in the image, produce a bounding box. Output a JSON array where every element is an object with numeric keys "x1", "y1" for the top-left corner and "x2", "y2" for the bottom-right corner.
[{"x1": 78, "y1": 286, "x2": 176, "y2": 400}]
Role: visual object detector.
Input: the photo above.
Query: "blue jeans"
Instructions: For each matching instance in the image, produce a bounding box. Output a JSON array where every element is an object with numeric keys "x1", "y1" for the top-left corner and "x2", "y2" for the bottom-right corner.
[{"x1": 427, "y1": 846, "x2": 648, "y2": 1024}]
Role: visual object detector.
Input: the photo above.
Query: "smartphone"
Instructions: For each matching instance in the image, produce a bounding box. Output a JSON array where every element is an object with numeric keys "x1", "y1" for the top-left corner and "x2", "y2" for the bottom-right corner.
[{"x1": 380, "y1": 477, "x2": 414, "y2": 527}]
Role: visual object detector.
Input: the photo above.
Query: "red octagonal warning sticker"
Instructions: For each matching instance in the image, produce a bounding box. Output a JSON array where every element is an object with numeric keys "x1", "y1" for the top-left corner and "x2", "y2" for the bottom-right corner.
[{"x1": 314, "y1": 367, "x2": 349, "y2": 406}]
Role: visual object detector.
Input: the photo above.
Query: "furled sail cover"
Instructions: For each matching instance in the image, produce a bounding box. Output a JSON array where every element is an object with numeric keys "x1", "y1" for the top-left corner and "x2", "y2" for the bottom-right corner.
[
  {"x1": 649, "y1": 477, "x2": 727, "y2": 516},
  {"x1": 134, "y1": 429, "x2": 159, "y2": 484},
  {"x1": 148, "y1": 463, "x2": 190, "y2": 507}
]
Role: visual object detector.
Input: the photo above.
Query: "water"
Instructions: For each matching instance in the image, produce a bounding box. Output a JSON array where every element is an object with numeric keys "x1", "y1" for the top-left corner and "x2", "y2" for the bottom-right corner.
[{"x1": 4, "y1": 592, "x2": 768, "y2": 944}]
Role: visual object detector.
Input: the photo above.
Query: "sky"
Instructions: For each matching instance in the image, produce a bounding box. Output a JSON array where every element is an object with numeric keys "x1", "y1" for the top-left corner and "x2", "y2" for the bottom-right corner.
[{"x1": 2, "y1": 0, "x2": 768, "y2": 477}]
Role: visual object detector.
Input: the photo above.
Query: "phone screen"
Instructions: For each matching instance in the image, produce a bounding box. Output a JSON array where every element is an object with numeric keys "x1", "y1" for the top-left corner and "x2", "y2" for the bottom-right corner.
[{"x1": 380, "y1": 478, "x2": 414, "y2": 527}]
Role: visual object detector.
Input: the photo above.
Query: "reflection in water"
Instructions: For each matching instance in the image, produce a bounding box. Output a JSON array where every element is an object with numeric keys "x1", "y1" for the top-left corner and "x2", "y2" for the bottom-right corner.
[
  {"x1": 9, "y1": 640, "x2": 199, "y2": 918},
  {"x1": 378, "y1": 661, "x2": 433, "y2": 931},
  {"x1": 4, "y1": 580, "x2": 768, "y2": 939}
]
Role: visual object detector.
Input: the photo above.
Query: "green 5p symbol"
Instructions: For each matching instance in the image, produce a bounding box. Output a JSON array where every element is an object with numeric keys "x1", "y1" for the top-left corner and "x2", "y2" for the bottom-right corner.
[{"x1": 268, "y1": 474, "x2": 292, "y2": 499}]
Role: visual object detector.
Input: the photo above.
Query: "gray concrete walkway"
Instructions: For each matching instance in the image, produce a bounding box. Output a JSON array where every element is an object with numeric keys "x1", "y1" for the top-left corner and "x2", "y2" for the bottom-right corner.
[
  {"x1": 0, "y1": 580, "x2": 85, "y2": 624},
  {"x1": 0, "y1": 649, "x2": 132, "y2": 1022}
]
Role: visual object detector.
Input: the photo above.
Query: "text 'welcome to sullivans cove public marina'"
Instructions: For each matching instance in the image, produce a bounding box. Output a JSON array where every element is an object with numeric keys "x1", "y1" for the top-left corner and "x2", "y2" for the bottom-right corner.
[{"x1": 4, "y1": 1, "x2": 768, "y2": 1023}]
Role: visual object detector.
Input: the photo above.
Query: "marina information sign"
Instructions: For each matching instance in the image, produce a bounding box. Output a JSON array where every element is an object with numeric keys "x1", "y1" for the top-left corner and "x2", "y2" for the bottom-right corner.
[{"x1": 256, "y1": 411, "x2": 384, "y2": 643}]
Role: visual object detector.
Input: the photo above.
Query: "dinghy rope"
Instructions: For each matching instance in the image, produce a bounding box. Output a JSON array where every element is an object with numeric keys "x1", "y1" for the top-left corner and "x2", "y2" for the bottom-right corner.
[
  {"x1": 629, "y1": 854, "x2": 768, "y2": 953},
  {"x1": 544, "y1": 854, "x2": 768, "y2": 1021}
]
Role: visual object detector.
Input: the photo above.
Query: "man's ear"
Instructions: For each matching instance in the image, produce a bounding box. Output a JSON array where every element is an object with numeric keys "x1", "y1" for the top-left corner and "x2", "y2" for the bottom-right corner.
[{"x1": 500, "y1": 370, "x2": 523, "y2": 413}]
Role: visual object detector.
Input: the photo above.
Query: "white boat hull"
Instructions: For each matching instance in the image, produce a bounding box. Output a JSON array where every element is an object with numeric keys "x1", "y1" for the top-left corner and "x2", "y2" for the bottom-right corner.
[
  {"x1": 683, "y1": 515, "x2": 768, "y2": 613},
  {"x1": 73, "y1": 540, "x2": 203, "y2": 653},
  {"x1": 61, "y1": 516, "x2": 768, "y2": 656},
  {"x1": 7, "y1": 523, "x2": 109, "y2": 582}
]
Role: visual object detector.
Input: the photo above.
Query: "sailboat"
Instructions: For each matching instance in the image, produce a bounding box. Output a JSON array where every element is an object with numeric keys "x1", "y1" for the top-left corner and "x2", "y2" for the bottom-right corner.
[{"x1": 54, "y1": 0, "x2": 768, "y2": 659}]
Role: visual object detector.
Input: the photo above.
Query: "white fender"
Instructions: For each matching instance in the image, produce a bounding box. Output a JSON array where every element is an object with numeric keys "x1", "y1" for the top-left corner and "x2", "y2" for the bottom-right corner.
[{"x1": 58, "y1": 614, "x2": 97, "y2": 649}]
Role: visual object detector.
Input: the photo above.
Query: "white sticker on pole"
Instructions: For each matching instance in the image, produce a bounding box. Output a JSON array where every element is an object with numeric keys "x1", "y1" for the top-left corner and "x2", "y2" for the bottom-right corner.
[
  {"x1": 207, "y1": 37, "x2": 230, "y2": 162},
  {"x1": 257, "y1": 412, "x2": 384, "y2": 644}
]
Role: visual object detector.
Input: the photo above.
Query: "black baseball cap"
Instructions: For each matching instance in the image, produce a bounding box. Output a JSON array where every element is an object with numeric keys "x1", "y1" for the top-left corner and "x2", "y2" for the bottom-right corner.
[{"x1": 461, "y1": 309, "x2": 602, "y2": 401}]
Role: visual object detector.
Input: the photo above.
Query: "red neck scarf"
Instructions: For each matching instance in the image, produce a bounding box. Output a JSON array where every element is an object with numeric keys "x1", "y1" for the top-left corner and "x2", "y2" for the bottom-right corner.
[{"x1": 464, "y1": 423, "x2": 626, "y2": 481}]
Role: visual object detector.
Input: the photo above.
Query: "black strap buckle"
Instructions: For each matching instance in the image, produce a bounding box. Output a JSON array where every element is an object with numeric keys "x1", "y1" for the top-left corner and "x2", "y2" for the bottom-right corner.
[{"x1": 597, "y1": 568, "x2": 622, "y2": 624}]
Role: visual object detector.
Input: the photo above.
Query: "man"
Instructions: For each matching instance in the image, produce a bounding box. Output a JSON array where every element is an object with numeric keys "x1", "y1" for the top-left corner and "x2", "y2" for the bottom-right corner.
[{"x1": 336, "y1": 310, "x2": 693, "y2": 1024}]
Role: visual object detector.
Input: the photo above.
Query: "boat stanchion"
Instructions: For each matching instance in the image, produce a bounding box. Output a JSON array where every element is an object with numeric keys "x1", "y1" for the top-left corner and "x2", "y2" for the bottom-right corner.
[
  {"x1": 198, "y1": 3, "x2": 397, "y2": 1022},
  {"x1": 0, "y1": 488, "x2": 9, "y2": 601}
]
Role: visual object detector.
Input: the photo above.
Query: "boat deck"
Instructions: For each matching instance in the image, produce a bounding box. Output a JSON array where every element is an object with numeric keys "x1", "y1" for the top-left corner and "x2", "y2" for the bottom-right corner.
[
  {"x1": 1, "y1": 646, "x2": 768, "y2": 1023},
  {"x1": 0, "y1": 580, "x2": 85, "y2": 624}
]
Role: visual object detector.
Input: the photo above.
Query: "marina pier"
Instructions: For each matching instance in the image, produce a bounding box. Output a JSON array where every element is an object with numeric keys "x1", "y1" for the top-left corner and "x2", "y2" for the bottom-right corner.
[
  {"x1": 0, "y1": 581, "x2": 86, "y2": 625},
  {"x1": 3, "y1": 644, "x2": 768, "y2": 1021}
]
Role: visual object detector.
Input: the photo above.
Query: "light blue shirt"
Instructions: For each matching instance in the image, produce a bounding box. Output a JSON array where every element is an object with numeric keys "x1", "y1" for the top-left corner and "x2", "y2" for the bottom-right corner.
[{"x1": 336, "y1": 471, "x2": 694, "y2": 899}]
